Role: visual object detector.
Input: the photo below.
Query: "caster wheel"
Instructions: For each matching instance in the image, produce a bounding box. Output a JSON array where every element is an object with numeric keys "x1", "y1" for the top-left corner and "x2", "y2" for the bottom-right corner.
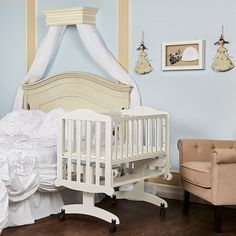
[
  {"x1": 58, "y1": 209, "x2": 65, "y2": 221},
  {"x1": 162, "y1": 173, "x2": 172, "y2": 180},
  {"x1": 165, "y1": 173, "x2": 173, "y2": 180},
  {"x1": 114, "y1": 187, "x2": 119, "y2": 192},
  {"x1": 111, "y1": 195, "x2": 117, "y2": 206},
  {"x1": 160, "y1": 203, "x2": 166, "y2": 216},
  {"x1": 109, "y1": 219, "x2": 117, "y2": 233}
]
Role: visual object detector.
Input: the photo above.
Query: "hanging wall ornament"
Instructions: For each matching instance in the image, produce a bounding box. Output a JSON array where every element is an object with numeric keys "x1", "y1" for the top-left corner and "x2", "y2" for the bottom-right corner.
[
  {"x1": 135, "y1": 32, "x2": 153, "y2": 75},
  {"x1": 212, "y1": 26, "x2": 234, "y2": 72}
]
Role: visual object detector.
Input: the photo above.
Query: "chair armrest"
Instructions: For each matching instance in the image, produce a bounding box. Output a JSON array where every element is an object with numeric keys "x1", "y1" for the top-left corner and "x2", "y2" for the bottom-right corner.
[
  {"x1": 213, "y1": 149, "x2": 236, "y2": 164},
  {"x1": 211, "y1": 148, "x2": 236, "y2": 205},
  {"x1": 178, "y1": 139, "x2": 236, "y2": 164}
]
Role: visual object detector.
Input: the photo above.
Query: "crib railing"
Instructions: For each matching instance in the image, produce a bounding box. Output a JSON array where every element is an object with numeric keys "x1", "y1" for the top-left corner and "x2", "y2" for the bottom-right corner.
[
  {"x1": 111, "y1": 114, "x2": 169, "y2": 164},
  {"x1": 55, "y1": 108, "x2": 170, "y2": 195},
  {"x1": 55, "y1": 109, "x2": 114, "y2": 196}
]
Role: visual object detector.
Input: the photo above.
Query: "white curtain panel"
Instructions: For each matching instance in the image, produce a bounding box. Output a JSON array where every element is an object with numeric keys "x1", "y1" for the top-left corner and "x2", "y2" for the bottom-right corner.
[
  {"x1": 13, "y1": 26, "x2": 66, "y2": 110},
  {"x1": 77, "y1": 24, "x2": 141, "y2": 107}
]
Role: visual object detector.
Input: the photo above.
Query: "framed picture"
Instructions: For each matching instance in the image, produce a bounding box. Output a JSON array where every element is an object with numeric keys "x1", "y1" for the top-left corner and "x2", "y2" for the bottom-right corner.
[{"x1": 162, "y1": 40, "x2": 205, "y2": 71}]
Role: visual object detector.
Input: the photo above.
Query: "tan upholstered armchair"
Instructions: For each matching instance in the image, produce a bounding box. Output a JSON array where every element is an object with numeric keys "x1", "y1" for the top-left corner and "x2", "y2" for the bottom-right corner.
[{"x1": 178, "y1": 139, "x2": 236, "y2": 233}]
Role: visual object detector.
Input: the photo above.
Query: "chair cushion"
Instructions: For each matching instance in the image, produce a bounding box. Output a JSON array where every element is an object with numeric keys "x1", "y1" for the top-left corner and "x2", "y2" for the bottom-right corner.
[{"x1": 181, "y1": 162, "x2": 211, "y2": 188}]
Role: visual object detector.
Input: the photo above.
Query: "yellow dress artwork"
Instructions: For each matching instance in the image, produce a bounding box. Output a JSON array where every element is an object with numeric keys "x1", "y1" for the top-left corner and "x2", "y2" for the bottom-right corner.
[
  {"x1": 135, "y1": 43, "x2": 153, "y2": 75},
  {"x1": 212, "y1": 32, "x2": 234, "y2": 72},
  {"x1": 211, "y1": 46, "x2": 234, "y2": 72}
]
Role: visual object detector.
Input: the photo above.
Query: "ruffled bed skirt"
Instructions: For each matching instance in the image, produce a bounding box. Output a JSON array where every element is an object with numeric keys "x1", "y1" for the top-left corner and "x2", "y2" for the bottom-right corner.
[
  {"x1": 2, "y1": 189, "x2": 104, "y2": 233},
  {"x1": 6, "y1": 191, "x2": 63, "y2": 228}
]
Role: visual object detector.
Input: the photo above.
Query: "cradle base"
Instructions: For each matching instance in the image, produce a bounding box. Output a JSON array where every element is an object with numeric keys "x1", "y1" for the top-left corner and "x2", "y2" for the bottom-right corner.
[
  {"x1": 115, "y1": 180, "x2": 168, "y2": 208},
  {"x1": 61, "y1": 192, "x2": 120, "y2": 224}
]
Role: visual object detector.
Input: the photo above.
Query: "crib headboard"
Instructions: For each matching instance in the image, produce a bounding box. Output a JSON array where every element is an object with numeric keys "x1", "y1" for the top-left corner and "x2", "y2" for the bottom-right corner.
[{"x1": 23, "y1": 72, "x2": 133, "y2": 113}]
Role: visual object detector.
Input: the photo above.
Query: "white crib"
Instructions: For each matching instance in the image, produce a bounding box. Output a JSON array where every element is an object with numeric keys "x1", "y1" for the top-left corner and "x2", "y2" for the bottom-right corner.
[{"x1": 55, "y1": 106, "x2": 172, "y2": 232}]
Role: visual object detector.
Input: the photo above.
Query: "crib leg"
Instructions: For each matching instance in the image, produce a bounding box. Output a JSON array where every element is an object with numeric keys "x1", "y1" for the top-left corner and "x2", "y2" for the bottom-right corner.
[
  {"x1": 61, "y1": 192, "x2": 120, "y2": 225},
  {"x1": 115, "y1": 180, "x2": 168, "y2": 209}
]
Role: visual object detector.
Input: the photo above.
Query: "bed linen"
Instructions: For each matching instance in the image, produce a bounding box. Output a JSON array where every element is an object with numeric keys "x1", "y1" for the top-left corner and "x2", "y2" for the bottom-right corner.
[{"x1": 0, "y1": 134, "x2": 64, "y2": 232}]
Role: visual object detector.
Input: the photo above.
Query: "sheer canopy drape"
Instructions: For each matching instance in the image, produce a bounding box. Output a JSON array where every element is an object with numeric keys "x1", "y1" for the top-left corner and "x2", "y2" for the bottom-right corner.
[
  {"x1": 13, "y1": 24, "x2": 141, "y2": 110},
  {"x1": 77, "y1": 24, "x2": 140, "y2": 107},
  {"x1": 13, "y1": 26, "x2": 66, "y2": 110}
]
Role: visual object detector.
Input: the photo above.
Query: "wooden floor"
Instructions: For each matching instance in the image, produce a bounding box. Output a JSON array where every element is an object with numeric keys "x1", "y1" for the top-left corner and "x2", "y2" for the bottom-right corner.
[{"x1": 2, "y1": 197, "x2": 236, "y2": 236}]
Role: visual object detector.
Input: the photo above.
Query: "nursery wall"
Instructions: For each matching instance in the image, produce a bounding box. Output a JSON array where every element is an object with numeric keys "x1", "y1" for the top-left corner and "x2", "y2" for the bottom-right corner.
[
  {"x1": 130, "y1": 0, "x2": 236, "y2": 170},
  {"x1": 0, "y1": 0, "x2": 26, "y2": 118},
  {"x1": 0, "y1": 0, "x2": 236, "y2": 171}
]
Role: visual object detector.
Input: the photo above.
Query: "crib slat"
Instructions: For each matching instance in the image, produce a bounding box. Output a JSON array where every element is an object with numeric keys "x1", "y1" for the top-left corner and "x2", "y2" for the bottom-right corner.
[
  {"x1": 120, "y1": 121, "x2": 124, "y2": 160},
  {"x1": 76, "y1": 120, "x2": 81, "y2": 183},
  {"x1": 155, "y1": 118, "x2": 158, "y2": 153},
  {"x1": 125, "y1": 120, "x2": 128, "y2": 159},
  {"x1": 65, "y1": 119, "x2": 69, "y2": 153},
  {"x1": 145, "y1": 119, "x2": 148, "y2": 155},
  {"x1": 163, "y1": 117, "x2": 167, "y2": 152},
  {"x1": 114, "y1": 123, "x2": 118, "y2": 161},
  {"x1": 131, "y1": 120, "x2": 134, "y2": 157},
  {"x1": 156, "y1": 118, "x2": 160, "y2": 152},
  {"x1": 105, "y1": 120, "x2": 112, "y2": 186},
  {"x1": 149, "y1": 119, "x2": 153, "y2": 155},
  {"x1": 57, "y1": 118, "x2": 64, "y2": 180},
  {"x1": 86, "y1": 121, "x2": 91, "y2": 184},
  {"x1": 140, "y1": 119, "x2": 143, "y2": 156},
  {"x1": 136, "y1": 119, "x2": 139, "y2": 156},
  {"x1": 62, "y1": 119, "x2": 65, "y2": 153},
  {"x1": 156, "y1": 118, "x2": 158, "y2": 152},
  {"x1": 95, "y1": 122, "x2": 101, "y2": 186},
  {"x1": 160, "y1": 118, "x2": 163, "y2": 151},
  {"x1": 68, "y1": 119, "x2": 73, "y2": 181}
]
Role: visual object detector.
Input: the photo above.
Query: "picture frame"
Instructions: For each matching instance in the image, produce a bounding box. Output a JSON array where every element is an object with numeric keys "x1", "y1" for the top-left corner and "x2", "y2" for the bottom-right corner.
[{"x1": 162, "y1": 40, "x2": 205, "y2": 71}]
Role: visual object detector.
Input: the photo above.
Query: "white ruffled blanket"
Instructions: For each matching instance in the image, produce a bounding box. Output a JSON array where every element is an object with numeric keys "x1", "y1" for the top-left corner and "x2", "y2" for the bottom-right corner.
[
  {"x1": 0, "y1": 109, "x2": 65, "y2": 233},
  {"x1": 0, "y1": 136, "x2": 58, "y2": 231}
]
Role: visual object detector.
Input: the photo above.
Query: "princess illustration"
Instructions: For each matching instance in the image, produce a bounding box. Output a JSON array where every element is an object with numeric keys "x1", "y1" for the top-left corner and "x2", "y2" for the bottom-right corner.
[
  {"x1": 135, "y1": 32, "x2": 153, "y2": 75},
  {"x1": 212, "y1": 27, "x2": 234, "y2": 72}
]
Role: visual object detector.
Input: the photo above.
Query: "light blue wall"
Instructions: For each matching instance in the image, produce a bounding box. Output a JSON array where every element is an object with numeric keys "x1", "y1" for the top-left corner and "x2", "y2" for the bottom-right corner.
[
  {"x1": 130, "y1": 0, "x2": 236, "y2": 170},
  {"x1": 36, "y1": 0, "x2": 117, "y2": 78},
  {"x1": 0, "y1": 0, "x2": 26, "y2": 118}
]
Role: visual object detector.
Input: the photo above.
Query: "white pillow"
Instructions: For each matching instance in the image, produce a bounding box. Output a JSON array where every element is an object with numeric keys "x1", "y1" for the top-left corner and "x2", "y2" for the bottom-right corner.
[
  {"x1": 22, "y1": 110, "x2": 45, "y2": 137},
  {"x1": 0, "y1": 110, "x2": 30, "y2": 136},
  {"x1": 0, "y1": 109, "x2": 46, "y2": 137},
  {"x1": 37, "y1": 108, "x2": 65, "y2": 140}
]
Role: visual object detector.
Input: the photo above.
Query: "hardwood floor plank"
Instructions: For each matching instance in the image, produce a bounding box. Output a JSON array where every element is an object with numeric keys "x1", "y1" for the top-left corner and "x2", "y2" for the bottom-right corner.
[{"x1": 3, "y1": 198, "x2": 236, "y2": 235}]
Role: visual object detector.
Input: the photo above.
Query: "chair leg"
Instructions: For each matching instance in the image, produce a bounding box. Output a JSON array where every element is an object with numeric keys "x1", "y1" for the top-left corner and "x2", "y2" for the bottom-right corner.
[
  {"x1": 214, "y1": 206, "x2": 222, "y2": 233},
  {"x1": 183, "y1": 190, "x2": 190, "y2": 215}
]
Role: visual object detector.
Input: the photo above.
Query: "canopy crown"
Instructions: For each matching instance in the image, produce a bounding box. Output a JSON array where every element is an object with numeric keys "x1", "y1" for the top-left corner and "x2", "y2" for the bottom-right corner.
[{"x1": 43, "y1": 7, "x2": 98, "y2": 26}]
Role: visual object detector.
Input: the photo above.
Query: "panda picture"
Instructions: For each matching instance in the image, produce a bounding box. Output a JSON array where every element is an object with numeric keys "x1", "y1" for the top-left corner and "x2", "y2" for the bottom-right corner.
[{"x1": 168, "y1": 50, "x2": 182, "y2": 65}]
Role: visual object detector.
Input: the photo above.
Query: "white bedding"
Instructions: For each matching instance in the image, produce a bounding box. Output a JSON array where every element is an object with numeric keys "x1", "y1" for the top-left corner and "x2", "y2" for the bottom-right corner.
[
  {"x1": 0, "y1": 135, "x2": 63, "y2": 232},
  {"x1": 0, "y1": 109, "x2": 65, "y2": 233}
]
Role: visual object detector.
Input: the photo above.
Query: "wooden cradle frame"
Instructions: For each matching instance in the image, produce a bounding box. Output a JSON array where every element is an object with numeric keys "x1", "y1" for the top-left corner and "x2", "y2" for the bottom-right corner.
[
  {"x1": 56, "y1": 107, "x2": 171, "y2": 228},
  {"x1": 23, "y1": 72, "x2": 172, "y2": 231}
]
